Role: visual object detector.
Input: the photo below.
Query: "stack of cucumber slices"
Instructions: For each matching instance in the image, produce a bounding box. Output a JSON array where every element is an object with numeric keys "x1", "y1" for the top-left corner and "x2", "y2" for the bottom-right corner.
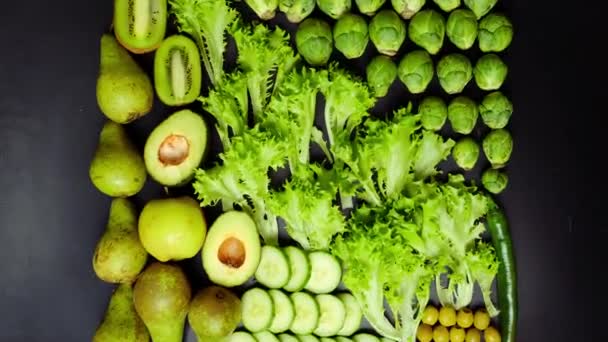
[{"x1": 237, "y1": 245, "x2": 362, "y2": 341}]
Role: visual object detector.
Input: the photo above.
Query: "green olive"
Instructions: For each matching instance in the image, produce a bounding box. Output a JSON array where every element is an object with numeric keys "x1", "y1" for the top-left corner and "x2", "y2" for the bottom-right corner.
[
  {"x1": 421, "y1": 305, "x2": 439, "y2": 325},
  {"x1": 416, "y1": 323, "x2": 433, "y2": 342},
  {"x1": 465, "y1": 328, "x2": 481, "y2": 342},
  {"x1": 484, "y1": 326, "x2": 501, "y2": 342},
  {"x1": 433, "y1": 325, "x2": 450, "y2": 342},
  {"x1": 456, "y1": 308, "x2": 474, "y2": 328},
  {"x1": 473, "y1": 308, "x2": 490, "y2": 330},
  {"x1": 439, "y1": 306, "x2": 457, "y2": 327},
  {"x1": 450, "y1": 326, "x2": 465, "y2": 342}
]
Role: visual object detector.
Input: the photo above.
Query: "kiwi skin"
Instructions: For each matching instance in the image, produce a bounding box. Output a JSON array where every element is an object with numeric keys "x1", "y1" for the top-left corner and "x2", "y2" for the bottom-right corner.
[
  {"x1": 154, "y1": 35, "x2": 202, "y2": 106},
  {"x1": 113, "y1": 0, "x2": 167, "y2": 54}
]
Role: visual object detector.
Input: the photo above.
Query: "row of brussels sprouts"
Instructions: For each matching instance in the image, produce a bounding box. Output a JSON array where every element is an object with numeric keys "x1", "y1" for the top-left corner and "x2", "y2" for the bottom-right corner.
[
  {"x1": 365, "y1": 52, "x2": 507, "y2": 97},
  {"x1": 294, "y1": 10, "x2": 512, "y2": 68},
  {"x1": 247, "y1": 0, "x2": 503, "y2": 24}
]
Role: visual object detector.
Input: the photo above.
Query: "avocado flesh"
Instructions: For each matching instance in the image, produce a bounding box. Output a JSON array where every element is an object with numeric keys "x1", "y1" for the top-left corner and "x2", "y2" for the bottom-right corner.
[
  {"x1": 93, "y1": 198, "x2": 148, "y2": 283},
  {"x1": 89, "y1": 121, "x2": 147, "y2": 197},
  {"x1": 93, "y1": 283, "x2": 150, "y2": 342},
  {"x1": 143, "y1": 109, "x2": 207, "y2": 186},
  {"x1": 133, "y1": 262, "x2": 191, "y2": 342},
  {"x1": 202, "y1": 211, "x2": 262, "y2": 287},
  {"x1": 188, "y1": 286, "x2": 241, "y2": 340}
]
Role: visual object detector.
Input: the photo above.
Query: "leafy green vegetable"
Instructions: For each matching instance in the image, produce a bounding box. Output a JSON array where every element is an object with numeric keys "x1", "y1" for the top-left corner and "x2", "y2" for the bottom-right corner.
[
  {"x1": 231, "y1": 22, "x2": 299, "y2": 120},
  {"x1": 193, "y1": 127, "x2": 287, "y2": 245},
  {"x1": 446, "y1": 9, "x2": 478, "y2": 50},
  {"x1": 474, "y1": 54, "x2": 508, "y2": 91},
  {"x1": 467, "y1": 241, "x2": 500, "y2": 316},
  {"x1": 262, "y1": 67, "x2": 328, "y2": 170},
  {"x1": 479, "y1": 91, "x2": 513, "y2": 129},
  {"x1": 418, "y1": 96, "x2": 447, "y2": 131},
  {"x1": 199, "y1": 72, "x2": 249, "y2": 149},
  {"x1": 434, "y1": 0, "x2": 460, "y2": 12},
  {"x1": 245, "y1": 0, "x2": 279, "y2": 20},
  {"x1": 169, "y1": 0, "x2": 237, "y2": 86},
  {"x1": 280, "y1": 0, "x2": 316, "y2": 23},
  {"x1": 452, "y1": 137, "x2": 480, "y2": 171},
  {"x1": 437, "y1": 53, "x2": 473, "y2": 94},
  {"x1": 481, "y1": 168, "x2": 508, "y2": 194},
  {"x1": 463, "y1": 0, "x2": 497, "y2": 19},
  {"x1": 317, "y1": 0, "x2": 352, "y2": 19},
  {"x1": 448, "y1": 96, "x2": 478, "y2": 134},
  {"x1": 483, "y1": 129, "x2": 513, "y2": 168},
  {"x1": 268, "y1": 165, "x2": 345, "y2": 250}
]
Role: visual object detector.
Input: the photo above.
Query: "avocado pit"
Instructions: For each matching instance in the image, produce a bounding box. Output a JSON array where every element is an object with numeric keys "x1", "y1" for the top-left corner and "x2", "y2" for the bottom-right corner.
[
  {"x1": 158, "y1": 134, "x2": 189, "y2": 166},
  {"x1": 218, "y1": 237, "x2": 246, "y2": 268}
]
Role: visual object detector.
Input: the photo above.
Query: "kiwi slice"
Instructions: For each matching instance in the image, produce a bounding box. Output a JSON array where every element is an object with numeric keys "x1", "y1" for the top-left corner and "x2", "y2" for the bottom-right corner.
[
  {"x1": 113, "y1": 0, "x2": 167, "y2": 54},
  {"x1": 154, "y1": 35, "x2": 202, "y2": 107}
]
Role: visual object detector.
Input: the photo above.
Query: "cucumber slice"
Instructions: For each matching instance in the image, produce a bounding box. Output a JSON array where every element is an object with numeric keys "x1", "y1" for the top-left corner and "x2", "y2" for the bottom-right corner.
[
  {"x1": 227, "y1": 332, "x2": 258, "y2": 342},
  {"x1": 269, "y1": 290, "x2": 296, "y2": 333},
  {"x1": 254, "y1": 331, "x2": 281, "y2": 342},
  {"x1": 279, "y1": 334, "x2": 301, "y2": 342},
  {"x1": 256, "y1": 246, "x2": 291, "y2": 289},
  {"x1": 289, "y1": 292, "x2": 320, "y2": 335},
  {"x1": 335, "y1": 337, "x2": 353, "y2": 342},
  {"x1": 283, "y1": 246, "x2": 312, "y2": 292},
  {"x1": 336, "y1": 293, "x2": 363, "y2": 336},
  {"x1": 353, "y1": 333, "x2": 380, "y2": 342},
  {"x1": 313, "y1": 294, "x2": 346, "y2": 336},
  {"x1": 297, "y1": 335, "x2": 320, "y2": 342},
  {"x1": 304, "y1": 251, "x2": 342, "y2": 294},
  {"x1": 242, "y1": 288, "x2": 274, "y2": 332}
]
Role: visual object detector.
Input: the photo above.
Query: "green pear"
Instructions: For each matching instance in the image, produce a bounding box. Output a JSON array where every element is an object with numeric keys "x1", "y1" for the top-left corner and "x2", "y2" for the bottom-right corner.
[
  {"x1": 188, "y1": 286, "x2": 241, "y2": 341},
  {"x1": 97, "y1": 34, "x2": 153, "y2": 124},
  {"x1": 93, "y1": 283, "x2": 150, "y2": 342},
  {"x1": 89, "y1": 121, "x2": 147, "y2": 197},
  {"x1": 138, "y1": 196, "x2": 206, "y2": 262},
  {"x1": 92, "y1": 198, "x2": 148, "y2": 283},
  {"x1": 133, "y1": 262, "x2": 191, "y2": 342}
]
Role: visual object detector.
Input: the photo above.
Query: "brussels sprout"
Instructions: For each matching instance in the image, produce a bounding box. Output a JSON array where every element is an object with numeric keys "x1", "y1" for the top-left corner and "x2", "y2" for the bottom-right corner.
[
  {"x1": 434, "y1": 0, "x2": 460, "y2": 12},
  {"x1": 437, "y1": 53, "x2": 473, "y2": 94},
  {"x1": 296, "y1": 18, "x2": 333, "y2": 66},
  {"x1": 452, "y1": 137, "x2": 480, "y2": 170},
  {"x1": 369, "y1": 10, "x2": 407, "y2": 56},
  {"x1": 280, "y1": 0, "x2": 316, "y2": 23},
  {"x1": 397, "y1": 50, "x2": 434, "y2": 94},
  {"x1": 317, "y1": 0, "x2": 351, "y2": 19},
  {"x1": 482, "y1": 128, "x2": 513, "y2": 168},
  {"x1": 245, "y1": 0, "x2": 279, "y2": 20},
  {"x1": 392, "y1": 0, "x2": 426, "y2": 19},
  {"x1": 418, "y1": 96, "x2": 448, "y2": 131},
  {"x1": 446, "y1": 9, "x2": 478, "y2": 50},
  {"x1": 463, "y1": 0, "x2": 497, "y2": 19},
  {"x1": 478, "y1": 13, "x2": 514, "y2": 52},
  {"x1": 479, "y1": 91, "x2": 512, "y2": 129},
  {"x1": 408, "y1": 9, "x2": 446, "y2": 55},
  {"x1": 481, "y1": 168, "x2": 508, "y2": 194},
  {"x1": 474, "y1": 54, "x2": 508, "y2": 90},
  {"x1": 356, "y1": 0, "x2": 387, "y2": 16},
  {"x1": 448, "y1": 96, "x2": 478, "y2": 134},
  {"x1": 333, "y1": 14, "x2": 369, "y2": 59},
  {"x1": 366, "y1": 55, "x2": 398, "y2": 97}
]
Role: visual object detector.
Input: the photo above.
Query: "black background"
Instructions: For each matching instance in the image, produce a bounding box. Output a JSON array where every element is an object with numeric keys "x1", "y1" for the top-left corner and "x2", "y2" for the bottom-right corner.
[{"x1": 0, "y1": 0, "x2": 604, "y2": 340}]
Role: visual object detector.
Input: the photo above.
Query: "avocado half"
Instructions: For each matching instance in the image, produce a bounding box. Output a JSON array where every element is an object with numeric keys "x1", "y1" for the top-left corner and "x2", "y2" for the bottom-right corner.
[
  {"x1": 144, "y1": 109, "x2": 207, "y2": 187},
  {"x1": 202, "y1": 211, "x2": 261, "y2": 287}
]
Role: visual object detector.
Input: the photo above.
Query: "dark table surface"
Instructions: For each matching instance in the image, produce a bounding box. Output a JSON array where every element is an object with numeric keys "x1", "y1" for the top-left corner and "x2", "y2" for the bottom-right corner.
[{"x1": 0, "y1": 0, "x2": 604, "y2": 340}]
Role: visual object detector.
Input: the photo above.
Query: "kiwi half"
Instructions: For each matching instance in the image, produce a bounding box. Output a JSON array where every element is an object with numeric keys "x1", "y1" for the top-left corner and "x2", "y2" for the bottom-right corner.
[
  {"x1": 114, "y1": 0, "x2": 167, "y2": 54},
  {"x1": 154, "y1": 35, "x2": 202, "y2": 106}
]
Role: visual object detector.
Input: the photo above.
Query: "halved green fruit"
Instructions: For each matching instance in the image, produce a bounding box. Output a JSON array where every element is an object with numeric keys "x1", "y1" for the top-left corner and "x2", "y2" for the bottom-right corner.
[
  {"x1": 143, "y1": 109, "x2": 207, "y2": 186},
  {"x1": 154, "y1": 35, "x2": 202, "y2": 106},
  {"x1": 113, "y1": 0, "x2": 167, "y2": 53}
]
